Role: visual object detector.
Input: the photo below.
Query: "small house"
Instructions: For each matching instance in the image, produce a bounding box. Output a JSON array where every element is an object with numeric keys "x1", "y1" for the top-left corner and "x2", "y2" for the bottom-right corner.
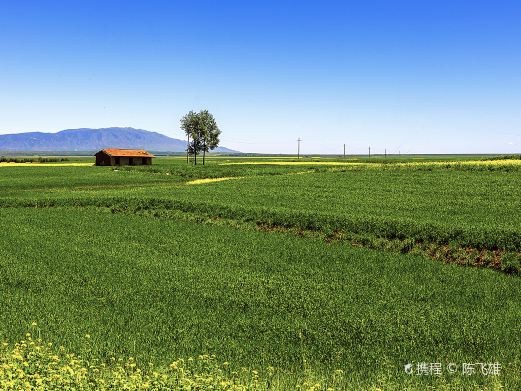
[{"x1": 95, "y1": 149, "x2": 155, "y2": 166}]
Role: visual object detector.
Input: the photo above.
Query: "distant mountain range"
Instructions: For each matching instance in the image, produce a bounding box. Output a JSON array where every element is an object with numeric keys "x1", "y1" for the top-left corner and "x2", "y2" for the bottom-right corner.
[{"x1": 0, "y1": 127, "x2": 238, "y2": 153}]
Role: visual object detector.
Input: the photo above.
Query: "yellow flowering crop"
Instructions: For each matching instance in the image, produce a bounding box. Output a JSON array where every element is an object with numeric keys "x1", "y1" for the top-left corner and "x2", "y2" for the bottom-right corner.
[
  {"x1": 0, "y1": 332, "x2": 351, "y2": 390},
  {"x1": 186, "y1": 176, "x2": 244, "y2": 185},
  {"x1": 219, "y1": 159, "x2": 521, "y2": 168}
]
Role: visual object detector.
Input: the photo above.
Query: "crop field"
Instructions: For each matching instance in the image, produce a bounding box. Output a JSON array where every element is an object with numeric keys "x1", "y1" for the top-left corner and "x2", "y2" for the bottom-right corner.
[{"x1": 1, "y1": 155, "x2": 521, "y2": 389}]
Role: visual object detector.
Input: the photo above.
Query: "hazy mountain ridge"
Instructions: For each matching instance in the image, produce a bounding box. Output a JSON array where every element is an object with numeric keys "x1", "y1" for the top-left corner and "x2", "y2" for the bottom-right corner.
[{"x1": 0, "y1": 127, "x2": 238, "y2": 152}]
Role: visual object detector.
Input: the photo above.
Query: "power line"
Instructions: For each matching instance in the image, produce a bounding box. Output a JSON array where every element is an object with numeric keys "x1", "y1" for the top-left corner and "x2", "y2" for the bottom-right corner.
[{"x1": 220, "y1": 138, "x2": 281, "y2": 145}]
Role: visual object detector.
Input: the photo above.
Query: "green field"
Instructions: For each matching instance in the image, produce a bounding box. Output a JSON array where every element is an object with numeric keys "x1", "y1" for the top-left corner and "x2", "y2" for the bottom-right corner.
[{"x1": 1, "y1": 156, "x2": 520, "y2": 389}]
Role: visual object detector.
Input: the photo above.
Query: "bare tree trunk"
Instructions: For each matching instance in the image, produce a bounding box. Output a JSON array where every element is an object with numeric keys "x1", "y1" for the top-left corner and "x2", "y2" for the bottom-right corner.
[
  {"x1": 186, "y1": 134, "x2": 190, "y2": 164},
  {"x1": 203, "y1": 142, "x2": 206, "y2": 165}
]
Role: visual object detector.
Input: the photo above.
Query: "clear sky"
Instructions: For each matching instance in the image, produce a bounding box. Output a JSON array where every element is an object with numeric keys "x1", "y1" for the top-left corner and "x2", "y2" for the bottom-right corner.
[{"x1": 1, "y1": 0, "x2": 520, "y2": 154}]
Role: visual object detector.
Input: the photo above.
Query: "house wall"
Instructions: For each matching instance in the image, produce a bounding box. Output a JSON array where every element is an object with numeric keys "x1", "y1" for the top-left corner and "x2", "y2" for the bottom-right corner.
[
  {"x1": 95, "y1": 153, "x2": 112, "y2": 166},
  {"x1": 115, "y1": 157, "x2": 129, "y2": 165},
  {"x1": 95, "y1": 153, "x2": 154, "y2": 166}
]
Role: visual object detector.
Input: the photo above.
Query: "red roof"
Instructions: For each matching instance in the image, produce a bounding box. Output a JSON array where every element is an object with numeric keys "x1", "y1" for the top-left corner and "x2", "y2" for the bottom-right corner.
[{"x1": 97, "y1": 149, "x2": 155, "y2": 157}]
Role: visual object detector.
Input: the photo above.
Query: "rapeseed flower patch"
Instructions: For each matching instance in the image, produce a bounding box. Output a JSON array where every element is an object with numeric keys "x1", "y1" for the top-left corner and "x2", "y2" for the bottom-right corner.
[
  {"x1": 0, "y1": 332, "x2": 351, "y2": 390},
  {"x1": 186, "y1": 176, "x2": 244, "y2": 185}
]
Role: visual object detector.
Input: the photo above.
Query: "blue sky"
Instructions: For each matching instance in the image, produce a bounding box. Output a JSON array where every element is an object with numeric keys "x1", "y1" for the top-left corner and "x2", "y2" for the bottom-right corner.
[{"x1": 1, "y1": 0, "x2": 520, "y2": 154}]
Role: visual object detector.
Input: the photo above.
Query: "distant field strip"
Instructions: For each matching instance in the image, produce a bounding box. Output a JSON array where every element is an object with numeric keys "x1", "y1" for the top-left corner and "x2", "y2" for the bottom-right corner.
[
  {"x1": 0, "y1": 162, "x2": 93, "y2": 167},
  {"x1": 221, "y1": 161, "x2": 367, "y2": 166},
  {"x1": 220, "y1": 159, "x2": 521, "y2": 169}
]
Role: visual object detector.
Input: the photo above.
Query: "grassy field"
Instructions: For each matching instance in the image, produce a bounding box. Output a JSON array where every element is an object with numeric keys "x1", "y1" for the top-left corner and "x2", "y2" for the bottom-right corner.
[{"x1": 1, "y1": 155, "x2": 520, "y2": 389}]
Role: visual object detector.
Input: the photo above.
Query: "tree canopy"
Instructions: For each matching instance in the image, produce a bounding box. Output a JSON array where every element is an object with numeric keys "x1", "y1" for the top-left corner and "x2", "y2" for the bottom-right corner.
[{"x1": 180, "y1": 110, "x2": 221, "y2": 165}]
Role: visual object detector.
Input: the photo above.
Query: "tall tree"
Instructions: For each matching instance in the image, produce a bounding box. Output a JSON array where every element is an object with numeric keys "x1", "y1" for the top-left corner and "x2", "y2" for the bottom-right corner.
[
  {"x1": 180, "y1": 110, "x2": 221, "y2": 165},
  {"x1": 199, "y1": 110, "x2": 221, "y2": 165},
  {"x1": 180, "y1": 110, "x2": 200, "y2": 165}
]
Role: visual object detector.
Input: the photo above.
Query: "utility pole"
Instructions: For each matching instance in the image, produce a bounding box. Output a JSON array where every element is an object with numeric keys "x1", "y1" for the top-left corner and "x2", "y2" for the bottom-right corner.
[
  {"x1": 343, "y1": 144, "x2": 346, "y2": 158},
  {"x1": 369, "y1": 146, "x2": 371, "y2": 157},
  {"x1": 385, "y1": 148, "x2": 387, "y2": 158},
  {"x1": 297, "y1": 138, "x2": 302, "y2": 159}
]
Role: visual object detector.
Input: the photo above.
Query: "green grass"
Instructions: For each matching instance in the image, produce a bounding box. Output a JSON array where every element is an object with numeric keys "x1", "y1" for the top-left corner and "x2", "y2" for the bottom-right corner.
[
  {"x1": 1, "y1": 207, "x2": 520, "y2": 388},
  {"x1": 4, "y1": 163, "x2": 521, "y2": 254},
  {"x1": 1, "y1": 156, "x2": 520, "y2": 389}
]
